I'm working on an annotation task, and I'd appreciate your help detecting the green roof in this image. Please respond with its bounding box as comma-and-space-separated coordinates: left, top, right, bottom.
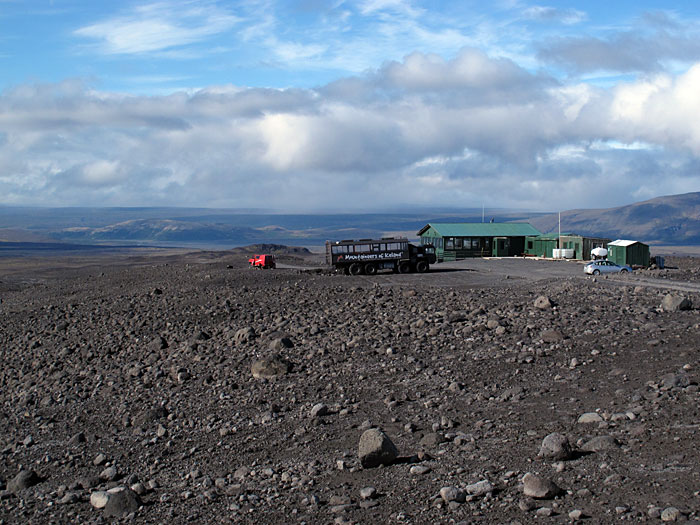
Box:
532, 232, 574, 240
418, 222, 541, 237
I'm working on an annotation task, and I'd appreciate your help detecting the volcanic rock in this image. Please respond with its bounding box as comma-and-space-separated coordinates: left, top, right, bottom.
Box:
522, 473, 562, 499
251, 356, 290, 379
7, 470, 40, 492
534, 295, 553, 309
103, 487, 142, 518
580, 435, 620, 452
358, 428, 398, 468
538, 433, 573, 461
661, 294, 692, 312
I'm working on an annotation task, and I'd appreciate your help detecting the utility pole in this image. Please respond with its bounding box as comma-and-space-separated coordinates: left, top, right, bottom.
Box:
558, 211, 561, 250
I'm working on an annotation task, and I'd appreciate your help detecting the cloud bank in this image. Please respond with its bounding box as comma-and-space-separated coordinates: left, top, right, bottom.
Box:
1, 48, 700, 211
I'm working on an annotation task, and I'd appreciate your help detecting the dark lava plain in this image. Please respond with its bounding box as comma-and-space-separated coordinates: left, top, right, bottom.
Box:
1, 251, 699, 524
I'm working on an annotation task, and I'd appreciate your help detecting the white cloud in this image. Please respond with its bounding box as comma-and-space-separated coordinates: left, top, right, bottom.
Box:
2, 51, 700, 210
74, 1, 240, 55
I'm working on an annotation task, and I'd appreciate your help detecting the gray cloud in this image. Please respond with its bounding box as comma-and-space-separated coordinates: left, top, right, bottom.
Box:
1, 48, 700, 211
537, 12, 700, 74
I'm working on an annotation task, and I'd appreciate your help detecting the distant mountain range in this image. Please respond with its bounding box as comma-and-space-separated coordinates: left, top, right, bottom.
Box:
528, 192, 700, 244
2, 192, 700, 249
0, 208, 535, 248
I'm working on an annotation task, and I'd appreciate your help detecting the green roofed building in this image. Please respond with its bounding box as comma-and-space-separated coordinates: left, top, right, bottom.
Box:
417, 223, 541, 261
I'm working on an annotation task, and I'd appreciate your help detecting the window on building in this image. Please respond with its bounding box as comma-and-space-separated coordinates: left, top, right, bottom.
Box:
446, 238, 454, 250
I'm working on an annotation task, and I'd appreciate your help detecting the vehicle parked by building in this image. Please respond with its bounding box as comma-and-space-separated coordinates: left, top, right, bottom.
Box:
583, 260, 632, 275
248, 254, 276, 269
326, 238, 436, 275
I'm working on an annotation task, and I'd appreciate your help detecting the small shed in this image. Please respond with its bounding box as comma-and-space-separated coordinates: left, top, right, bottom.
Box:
607, 240, 650, 267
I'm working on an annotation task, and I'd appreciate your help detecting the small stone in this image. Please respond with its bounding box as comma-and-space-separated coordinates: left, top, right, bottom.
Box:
359, 487, 377, 500
100, 466, 118, 481
580, 436, 620, 452
465, 480, 494, 497
661, 507, 681, 522
90, 491, 110, 509
131, 482, 147, 495
310, 403, 329, 418
541, 330, 564, 343
68, 432, 86, 445
534, 296, 553, 309
419, 432, 446, 447
569, 509, 583, 520
93, 453, 107, 466
522, 473, 562, 499
410, 465, 431, 475
59, 492, 80, 504
251, 356, 290, 379
233, 466, 249, 480
7, 470, 40, 492
358, 428, 398, 468
538, 433, 573, 461
577, 412, 603, 424
439, 486, 465, 503
519, 498, 537, 511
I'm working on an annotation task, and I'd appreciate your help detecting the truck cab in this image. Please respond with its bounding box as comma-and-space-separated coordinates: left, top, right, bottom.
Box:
248, 254, 276, 269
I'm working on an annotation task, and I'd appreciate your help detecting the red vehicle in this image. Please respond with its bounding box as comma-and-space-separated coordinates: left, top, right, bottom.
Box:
248, 254, 276, 269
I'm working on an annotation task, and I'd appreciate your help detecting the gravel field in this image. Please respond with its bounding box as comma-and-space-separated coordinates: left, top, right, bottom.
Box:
1, 251, 699, 524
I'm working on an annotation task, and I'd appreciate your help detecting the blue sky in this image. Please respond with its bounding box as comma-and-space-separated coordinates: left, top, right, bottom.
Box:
1, 1, 700, 211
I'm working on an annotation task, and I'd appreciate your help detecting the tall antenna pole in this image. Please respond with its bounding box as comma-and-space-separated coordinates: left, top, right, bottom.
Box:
558, 211, 561, 249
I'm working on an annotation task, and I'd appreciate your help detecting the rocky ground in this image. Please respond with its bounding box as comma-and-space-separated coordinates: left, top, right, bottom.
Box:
1, 250, 699, 524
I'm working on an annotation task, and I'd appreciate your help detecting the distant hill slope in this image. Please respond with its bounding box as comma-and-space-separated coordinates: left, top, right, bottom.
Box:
528, 192, 700, 244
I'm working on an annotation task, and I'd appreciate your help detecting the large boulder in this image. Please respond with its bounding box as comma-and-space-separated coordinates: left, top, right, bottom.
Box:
538, 432, 573, 461
7, 470, 40, 492
103, 487, 142, 518
534, 296, 553, 309
522, 473, 562, 499
251, 356, 290, 379
661, 294, 692, 312
358, 428, 398, 468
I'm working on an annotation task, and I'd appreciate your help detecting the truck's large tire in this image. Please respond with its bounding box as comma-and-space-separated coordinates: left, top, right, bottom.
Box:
398, 262, 411, 274
349, 263, 363, 276
364, 263, 377, 275
416, 260, 429, 273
